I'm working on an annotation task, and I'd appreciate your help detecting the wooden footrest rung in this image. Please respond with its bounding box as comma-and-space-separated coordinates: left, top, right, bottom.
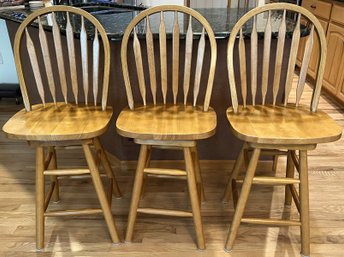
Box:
54, 145, 83, 150
45, 208, 103, 217
135, 139, 195, 147
44, 169, 90, 176
144, 168, 187, 177
260, 149, 288, 156
152, 145, 182, 150
137, 208, 193, 217
236, 176, 300, 185
56, 174, 109, 180
147, 174, 187, 180
241, 218, 301, 226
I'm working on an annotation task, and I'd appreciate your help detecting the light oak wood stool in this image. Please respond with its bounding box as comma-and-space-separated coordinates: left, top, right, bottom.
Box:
223, 3, 342, 256
2, 6, 121, 250
116, 5, 217, 250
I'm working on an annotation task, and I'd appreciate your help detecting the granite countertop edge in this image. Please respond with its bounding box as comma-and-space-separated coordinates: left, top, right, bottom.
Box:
0, 5, 307, 41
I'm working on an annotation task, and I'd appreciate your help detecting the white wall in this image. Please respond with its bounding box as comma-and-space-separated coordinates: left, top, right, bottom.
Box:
0, 19, 18, 83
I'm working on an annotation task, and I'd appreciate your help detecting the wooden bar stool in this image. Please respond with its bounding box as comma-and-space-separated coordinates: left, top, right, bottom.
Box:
223, 3, 342, 256
2, 6, 121, 249
116, 5, 217, 249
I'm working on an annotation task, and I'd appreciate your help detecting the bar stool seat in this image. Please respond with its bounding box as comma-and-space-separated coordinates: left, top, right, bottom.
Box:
227, 105, 341, 145
117, 104, 216, 140
3, 103, 113, 141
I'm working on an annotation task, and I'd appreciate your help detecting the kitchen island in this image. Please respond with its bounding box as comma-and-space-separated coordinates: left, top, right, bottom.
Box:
0, 4, 300, 160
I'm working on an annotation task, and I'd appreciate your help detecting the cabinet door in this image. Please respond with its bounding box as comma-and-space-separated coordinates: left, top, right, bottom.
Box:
323, 23, 344, 95
301, 0, 331, 20
296, 18, 328, 79
337, 77, 344, 102
296, 19, 306, 67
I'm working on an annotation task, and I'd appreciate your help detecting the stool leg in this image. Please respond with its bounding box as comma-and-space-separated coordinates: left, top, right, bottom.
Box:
243, 148, 250, 169
225, 148, 261, 251
184, 147, 205, 250
36, 146, 45, 250
272, 155, 279, 172
94, 137, 122, 199
299, 150, 310, 257
223, 144, 246, 203
125, 144, 149, 242
140, 145, 152, 200
83, 143, 120, 244
48, 147, 59, 203
285, 151, 295, 206
191, 146, 205, 203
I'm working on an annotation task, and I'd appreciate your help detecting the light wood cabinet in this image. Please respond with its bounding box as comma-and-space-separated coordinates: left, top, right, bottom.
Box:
331, 4, 344, 25
322, 3, 344, 104
323, 23, 344, 94
301, 0, 332, 19
297, 0, 344, 105
297, 18, 328, 79
296, 0, 330, 79
337, 77, 344, 102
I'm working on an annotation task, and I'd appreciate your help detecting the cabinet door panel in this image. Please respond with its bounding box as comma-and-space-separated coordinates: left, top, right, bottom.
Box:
337, 79, 344, 102
297, 18, 328, 79
331, 4, 344, 26
323, 23, 344, 94
308, 19, 328, 78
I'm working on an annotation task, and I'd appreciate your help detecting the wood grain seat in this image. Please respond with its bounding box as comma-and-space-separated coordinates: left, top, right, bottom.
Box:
222, 3, 342, 257
227, 105, 341, 145
116, 105, 216, 140
3, 103, 113, 141
1, 6, 122, 250
118, 5, 217, 250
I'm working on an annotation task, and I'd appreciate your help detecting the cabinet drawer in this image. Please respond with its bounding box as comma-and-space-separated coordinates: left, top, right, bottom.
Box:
302, 0, 332, 20
332, 4, 344, 25
301, 0, 314, 13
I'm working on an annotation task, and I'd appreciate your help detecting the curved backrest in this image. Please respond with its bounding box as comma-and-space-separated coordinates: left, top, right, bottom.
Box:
227, 3, 327, 113
121, 5, 217, 111
14, 6, 111, 111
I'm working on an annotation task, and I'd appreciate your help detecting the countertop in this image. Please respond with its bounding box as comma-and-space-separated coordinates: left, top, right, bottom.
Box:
0, 3, 304, 40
